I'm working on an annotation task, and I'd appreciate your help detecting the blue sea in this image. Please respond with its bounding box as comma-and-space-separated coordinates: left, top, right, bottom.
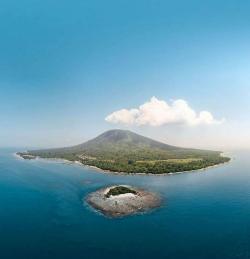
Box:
1, 148, 250, 259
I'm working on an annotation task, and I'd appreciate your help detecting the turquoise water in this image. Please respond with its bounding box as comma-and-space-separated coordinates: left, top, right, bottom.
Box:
1, 149, 250, 259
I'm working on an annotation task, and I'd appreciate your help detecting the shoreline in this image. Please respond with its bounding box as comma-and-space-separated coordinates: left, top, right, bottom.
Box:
14, 152, 231, 176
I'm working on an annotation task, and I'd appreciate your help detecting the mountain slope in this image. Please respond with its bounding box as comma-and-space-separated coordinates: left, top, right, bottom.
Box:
20, 129, 230, 174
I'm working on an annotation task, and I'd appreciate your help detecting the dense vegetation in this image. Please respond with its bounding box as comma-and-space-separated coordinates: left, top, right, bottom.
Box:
22, 129, 230, 174
105, 186, 137, 198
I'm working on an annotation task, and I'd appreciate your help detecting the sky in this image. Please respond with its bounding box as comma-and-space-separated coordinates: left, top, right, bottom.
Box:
1, 0, 250, 150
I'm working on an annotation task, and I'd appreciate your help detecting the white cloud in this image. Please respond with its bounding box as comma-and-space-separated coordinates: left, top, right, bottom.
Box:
105, 97, 224, 127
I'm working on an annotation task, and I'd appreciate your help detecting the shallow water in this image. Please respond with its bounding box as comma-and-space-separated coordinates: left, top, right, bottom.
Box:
1, 148, 250, 258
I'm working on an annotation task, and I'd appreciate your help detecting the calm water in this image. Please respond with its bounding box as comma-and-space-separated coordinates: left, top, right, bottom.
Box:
1, 149, 250, 259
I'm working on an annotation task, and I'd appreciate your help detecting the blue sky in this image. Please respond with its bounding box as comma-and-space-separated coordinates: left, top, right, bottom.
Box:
1, 0, 250, 149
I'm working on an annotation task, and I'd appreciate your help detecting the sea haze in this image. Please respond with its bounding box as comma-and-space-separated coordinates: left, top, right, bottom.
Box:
0, 148, 249, 259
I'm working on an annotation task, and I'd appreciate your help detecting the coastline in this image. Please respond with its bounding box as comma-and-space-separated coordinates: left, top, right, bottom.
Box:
13, 152, 24, 159
14, 152, 231, 176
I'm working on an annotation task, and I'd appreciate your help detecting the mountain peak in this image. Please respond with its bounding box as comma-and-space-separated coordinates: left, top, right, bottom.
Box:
96, 129, 139, 142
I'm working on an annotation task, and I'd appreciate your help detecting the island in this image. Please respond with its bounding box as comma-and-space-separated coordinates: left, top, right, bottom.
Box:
86, 185, 161, 218
17, 129, 230, 174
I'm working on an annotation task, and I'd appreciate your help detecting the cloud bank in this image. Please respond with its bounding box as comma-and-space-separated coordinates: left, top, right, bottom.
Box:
105, 97, 224, 127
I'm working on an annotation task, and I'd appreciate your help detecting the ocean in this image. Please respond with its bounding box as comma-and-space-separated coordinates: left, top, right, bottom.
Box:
1, 148, 250, 259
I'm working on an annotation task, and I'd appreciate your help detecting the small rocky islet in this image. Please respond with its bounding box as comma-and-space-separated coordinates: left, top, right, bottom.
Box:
86, 185, 161, 218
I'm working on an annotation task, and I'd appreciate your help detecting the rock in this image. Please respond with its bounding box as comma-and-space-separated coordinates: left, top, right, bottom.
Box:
85, 185, 161, 218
